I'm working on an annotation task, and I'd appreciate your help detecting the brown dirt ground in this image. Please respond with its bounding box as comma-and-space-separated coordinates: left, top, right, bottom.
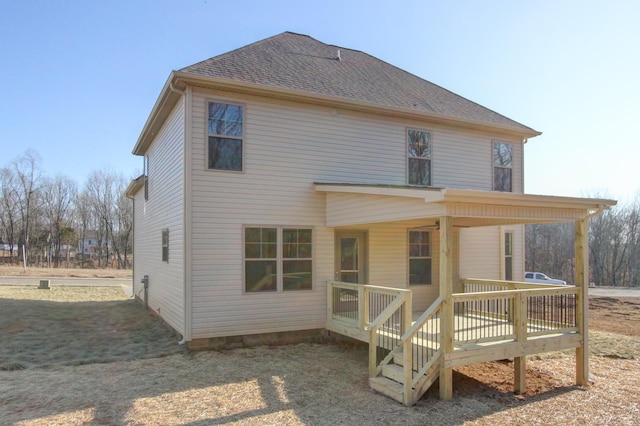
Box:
449, 295, 640, 397
589, 296, 640, 337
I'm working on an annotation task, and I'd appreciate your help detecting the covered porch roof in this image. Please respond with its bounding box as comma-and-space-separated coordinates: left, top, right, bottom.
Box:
314, 183, 617, 228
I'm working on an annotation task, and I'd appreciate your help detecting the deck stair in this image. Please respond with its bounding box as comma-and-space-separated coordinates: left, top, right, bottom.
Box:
327, 280, 583, 406
370, 348, 442, 404
368, 297, 444, 405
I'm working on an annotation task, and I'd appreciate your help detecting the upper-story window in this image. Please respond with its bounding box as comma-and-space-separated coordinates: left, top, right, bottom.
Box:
407, 129, 431, 186
208, 102, 243, 171
493, 142, 512, 192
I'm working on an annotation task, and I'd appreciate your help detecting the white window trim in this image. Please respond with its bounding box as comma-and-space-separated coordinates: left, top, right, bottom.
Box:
206, 99, 246, 173
407, 128, 433, 187
502, 230, 513, 281
161, 228, 169, 263
242, 225, 315, 294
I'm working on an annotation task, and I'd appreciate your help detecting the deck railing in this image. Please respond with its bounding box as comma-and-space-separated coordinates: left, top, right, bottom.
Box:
399, 296, 443, 405
326, 281, 411, 376
328, 279, 584, 406
454, 279, 578, 346
462, 277, 561, 292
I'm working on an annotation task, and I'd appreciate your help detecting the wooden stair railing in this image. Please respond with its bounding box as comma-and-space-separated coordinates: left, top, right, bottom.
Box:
369, 297, 443, 406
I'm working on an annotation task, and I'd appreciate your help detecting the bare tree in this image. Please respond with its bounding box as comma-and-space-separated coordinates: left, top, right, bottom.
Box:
527, 193, 640, 287
0, 149, 136, 271
41, 175, 78, 267
75, 190, 93, 267
12, 150, 42, 267
83, 169, 131, 269
525, 222, 574, 282
0, 168, 20, 261
114, 184, 133, 268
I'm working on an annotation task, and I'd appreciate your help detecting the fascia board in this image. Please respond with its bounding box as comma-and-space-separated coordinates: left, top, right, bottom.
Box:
441, 188, 617, 210
171, 71, 542, 139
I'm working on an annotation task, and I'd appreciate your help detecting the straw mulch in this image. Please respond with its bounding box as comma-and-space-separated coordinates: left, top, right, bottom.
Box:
1, 345, 638, 425
0, 286, 638, 425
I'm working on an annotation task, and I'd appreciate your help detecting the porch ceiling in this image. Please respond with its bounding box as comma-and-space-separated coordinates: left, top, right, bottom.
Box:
314, 183, 616, 228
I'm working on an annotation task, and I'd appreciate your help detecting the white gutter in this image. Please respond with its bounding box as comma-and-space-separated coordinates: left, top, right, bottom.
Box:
314, 183, 617, 211
170, 71, 542, 139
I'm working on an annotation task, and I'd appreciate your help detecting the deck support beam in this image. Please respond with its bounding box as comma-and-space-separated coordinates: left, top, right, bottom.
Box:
575, 218, 590, 386
514, 291, 528, 393
439, 215, 454, 400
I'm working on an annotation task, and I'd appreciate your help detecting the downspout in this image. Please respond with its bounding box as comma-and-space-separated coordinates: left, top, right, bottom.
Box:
169, 79, 191, 346
125, 191, 136, 300
183, 85, 193, 346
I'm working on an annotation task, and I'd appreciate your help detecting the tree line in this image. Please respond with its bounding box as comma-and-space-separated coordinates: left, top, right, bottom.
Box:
0, 149, 134, 269
526, 193, 640, 287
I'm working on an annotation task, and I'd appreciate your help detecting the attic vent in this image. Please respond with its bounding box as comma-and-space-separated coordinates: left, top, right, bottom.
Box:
337, 49, 341, 61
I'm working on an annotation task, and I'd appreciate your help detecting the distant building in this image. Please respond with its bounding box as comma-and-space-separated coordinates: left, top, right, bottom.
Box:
78, 231, 109, 259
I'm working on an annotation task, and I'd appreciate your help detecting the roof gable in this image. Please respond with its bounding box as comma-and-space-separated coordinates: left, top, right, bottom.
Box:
180, 32, 537, 135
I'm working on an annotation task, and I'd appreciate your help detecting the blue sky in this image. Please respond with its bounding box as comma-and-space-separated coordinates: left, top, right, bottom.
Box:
1, 0, 638, 201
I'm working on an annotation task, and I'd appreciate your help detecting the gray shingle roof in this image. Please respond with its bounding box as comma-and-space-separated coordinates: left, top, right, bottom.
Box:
180, 32, 537, 134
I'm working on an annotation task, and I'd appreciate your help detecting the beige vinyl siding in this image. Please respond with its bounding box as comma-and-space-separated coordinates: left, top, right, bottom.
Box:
432, 130, 491, 190
365, 223, 449, 311
132, 97, 185, 334
432, 132, 524, 192
188, 89, 524, 338
459, 227, 500, 280
458, 225, 525, 282
324, 192, 444, 227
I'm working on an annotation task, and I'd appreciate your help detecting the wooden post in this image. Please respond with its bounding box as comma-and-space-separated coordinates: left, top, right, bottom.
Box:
403, 290, 412, 335
439, 216, 454, 400
327, 281, 333, 324
358, 285, 366, 330
514, 292, 527, 393
575, 219, 590, 386
403, 291, 413, 406
369, 328, 377, 378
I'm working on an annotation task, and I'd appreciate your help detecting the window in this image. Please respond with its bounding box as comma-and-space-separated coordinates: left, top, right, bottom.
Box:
493, 142, 513, 192
504, 231, 513, 280
244, 227, 312, 292
245, 227, 277, 292
162, 228, 169, 262
408, 230, 432, 285
208, 102, 243, 171
407, 129, 431, 185
283, 229, 312, 290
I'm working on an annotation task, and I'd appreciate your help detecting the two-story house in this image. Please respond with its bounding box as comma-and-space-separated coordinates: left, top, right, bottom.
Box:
126, 32, 615, 404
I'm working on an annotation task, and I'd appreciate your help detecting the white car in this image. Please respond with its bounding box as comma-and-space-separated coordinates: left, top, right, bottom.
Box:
524, 272, 567, 285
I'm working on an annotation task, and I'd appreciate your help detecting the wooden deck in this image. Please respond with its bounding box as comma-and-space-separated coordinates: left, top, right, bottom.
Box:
326, 279, 584, 405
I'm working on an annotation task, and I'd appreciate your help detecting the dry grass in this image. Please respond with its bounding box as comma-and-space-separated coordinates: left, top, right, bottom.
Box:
1, 286, 638, 425
0, 286, 184, 370
0, 265, 132, 279
1, 345, 638, 425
